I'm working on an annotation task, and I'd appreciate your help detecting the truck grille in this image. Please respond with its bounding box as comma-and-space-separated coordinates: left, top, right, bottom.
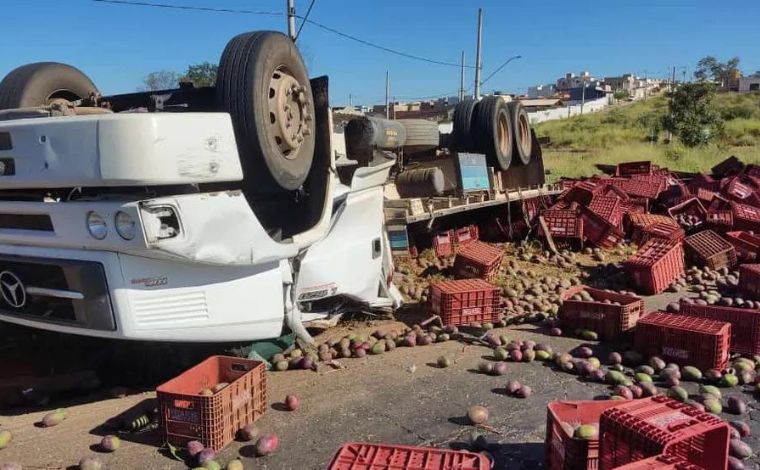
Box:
0, 255, 114, 330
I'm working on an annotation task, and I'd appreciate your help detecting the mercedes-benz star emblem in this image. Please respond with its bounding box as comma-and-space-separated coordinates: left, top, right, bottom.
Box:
0, 271, 26, 308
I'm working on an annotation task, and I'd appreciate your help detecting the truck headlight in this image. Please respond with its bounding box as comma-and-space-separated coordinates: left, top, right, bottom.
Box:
86, 211, 108, 240
115, 211, 136, 240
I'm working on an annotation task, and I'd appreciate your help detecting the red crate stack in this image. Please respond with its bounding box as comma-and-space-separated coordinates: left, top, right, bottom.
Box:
453, 240, 503, 281
616, 161, 654, 177
581, 208, 625, 248
157, 356, 267, 452
683, 230, 736, 270
546, 400, 622, 470
588, 195, 624, 228
327, 443, 490, 470
599, 396, 730, 470
638, 223, 685, 245
611, 454, 705, 470
433, 230, 454, 258
725, 231, 760, 261
739, 263, 760, 299
679, 299, 760, 356
429, 279, 498, 327
559, 286, 644, 340
731, 201, 760, 231
540, 209, 585, 248
624, 240, 684, 294
634, 312, 731, 371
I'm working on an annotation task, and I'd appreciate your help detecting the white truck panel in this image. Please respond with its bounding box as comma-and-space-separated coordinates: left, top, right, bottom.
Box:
0, 243, 284, 342
0, 113, 243, 188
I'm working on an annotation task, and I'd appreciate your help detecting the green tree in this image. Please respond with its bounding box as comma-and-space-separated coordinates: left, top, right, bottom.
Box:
694, 56, 742, 87
182, 62, 218, 87
662, 82, 724, 147
141, 70, 181, 91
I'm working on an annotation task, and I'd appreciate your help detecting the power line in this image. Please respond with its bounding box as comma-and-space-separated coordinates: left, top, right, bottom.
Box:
295, 0, 317, 41
91, 0, 474, 68
92, 0, 282, 15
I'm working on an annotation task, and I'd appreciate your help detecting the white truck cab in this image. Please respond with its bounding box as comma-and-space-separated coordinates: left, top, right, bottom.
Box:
0, 32, 401, 342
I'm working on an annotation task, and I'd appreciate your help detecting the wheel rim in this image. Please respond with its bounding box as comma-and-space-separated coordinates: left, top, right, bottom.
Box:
268, 65, 312, 161
496, 110, 511, 156
517, 111, 531, 156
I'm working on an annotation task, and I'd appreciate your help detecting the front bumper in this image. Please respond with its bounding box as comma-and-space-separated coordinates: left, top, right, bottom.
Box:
0, 244, 286, 342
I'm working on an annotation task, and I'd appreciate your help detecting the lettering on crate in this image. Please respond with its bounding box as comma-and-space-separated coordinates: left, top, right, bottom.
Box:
662, 346, 689, 360
461, 307, 483, 316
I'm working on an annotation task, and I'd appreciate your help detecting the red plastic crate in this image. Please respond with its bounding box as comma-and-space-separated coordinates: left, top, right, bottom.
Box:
327, 443, 490, 470
523, 196, 551, 222
724, 231, 760, 261
688, 174, 720, 194
711, 155, 744, 177
638, 223, 685, 245
611, 454, 704, 470
708, 194, 731, 213
739, 263, 760, 300
540, 210, 584, 248
705, 211, 733, 232
624, 240, 685, 294
546, 400, 622, 470
616, 161, 654, 177
626, 214, 678, 239
619, 200, 647, 217
597, 183, 631, 201
429, 278, 498, 327
731, 201, 760, 231
634, 312, 731, 371
620, 180, 662, 200
581, 208, 625, 249
157, 356, 267, 452
695, 187, 717, 204
453, 225, 479, 248
453, 240, 503, 281
559, 286, 644, 340
563, 180, 602, 206
683, 230, 736, 270
667, 198, 706, 226
745, 163, 760, 179
725, 177, 754, 201
588, 195, 624, 228
433, 230, 454, 258
678, 299, 760, 356
631, 174, 668, 193
600, 396, 730, 470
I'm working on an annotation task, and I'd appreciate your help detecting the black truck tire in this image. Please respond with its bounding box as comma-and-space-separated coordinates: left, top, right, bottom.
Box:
0, 62, 98, 110
508, 101, 532, 165
216, 31, 315, 192
397, 119, 439, 154
452, 99, 476, 152
472, 96, 513, 171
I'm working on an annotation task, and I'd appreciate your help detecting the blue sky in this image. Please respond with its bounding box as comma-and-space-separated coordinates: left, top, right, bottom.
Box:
2, 0, 759, 106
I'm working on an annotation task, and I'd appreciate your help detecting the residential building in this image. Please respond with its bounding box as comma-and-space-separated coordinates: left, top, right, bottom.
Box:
739, 72, 760, 92
527, 84, 557, 98
557, 71, 593, 91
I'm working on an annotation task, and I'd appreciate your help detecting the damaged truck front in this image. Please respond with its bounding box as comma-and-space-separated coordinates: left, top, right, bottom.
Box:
0, 31, 401, 342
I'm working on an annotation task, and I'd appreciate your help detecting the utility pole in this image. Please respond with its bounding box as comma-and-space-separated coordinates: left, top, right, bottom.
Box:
672, 66, 676, 89
385, 71, 390, 119
349, 93, 352, 108
459, 51, 466, 102
474, 8, 483, 99
644, 69, 649, 100
580, 77, 586, 115
287, 0, 296, 40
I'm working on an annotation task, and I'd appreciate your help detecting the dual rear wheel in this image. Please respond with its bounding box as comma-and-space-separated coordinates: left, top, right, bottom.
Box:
452, 96, 532, 171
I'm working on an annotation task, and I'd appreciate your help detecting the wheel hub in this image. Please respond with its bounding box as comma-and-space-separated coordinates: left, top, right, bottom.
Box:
269, 67, 312, 160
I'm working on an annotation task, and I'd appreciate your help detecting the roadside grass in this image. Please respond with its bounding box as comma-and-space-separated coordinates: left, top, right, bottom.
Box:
536, 91, 760, 180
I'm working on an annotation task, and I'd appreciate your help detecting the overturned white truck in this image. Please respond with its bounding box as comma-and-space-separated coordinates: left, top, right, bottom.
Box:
0, 31, 402, 342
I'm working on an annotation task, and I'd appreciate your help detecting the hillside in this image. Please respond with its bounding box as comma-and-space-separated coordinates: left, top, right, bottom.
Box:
535, 92, 760, 180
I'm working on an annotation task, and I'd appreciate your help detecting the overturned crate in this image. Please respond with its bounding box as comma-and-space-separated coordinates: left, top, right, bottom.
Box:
683, 230, 736, 270
739, 263, 760, 300
624, 239, 684, 295
599, 396, 730, 470
581, 207, 624, 249
539, 209, 584, 250
559, 286, 644, 340
679, 298, 760, 356
453, 240, 503, 281
637, 222, 685, 245
429, 279, 499, 327
328, 442, 490, 470
634, 312, 731, 371
725, 231, 760, 261
730, 201, 760, 232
